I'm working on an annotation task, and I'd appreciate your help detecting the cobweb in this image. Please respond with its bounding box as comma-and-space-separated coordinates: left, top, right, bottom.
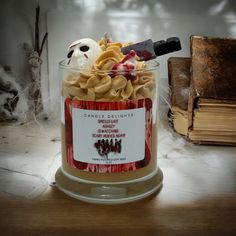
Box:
0, 63, 59, 131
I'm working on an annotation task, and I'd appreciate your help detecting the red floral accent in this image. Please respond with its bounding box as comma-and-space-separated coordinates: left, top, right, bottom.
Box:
111, 50, 137, 81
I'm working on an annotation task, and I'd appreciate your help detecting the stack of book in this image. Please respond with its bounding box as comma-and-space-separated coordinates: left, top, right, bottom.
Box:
168, 36, 236, 145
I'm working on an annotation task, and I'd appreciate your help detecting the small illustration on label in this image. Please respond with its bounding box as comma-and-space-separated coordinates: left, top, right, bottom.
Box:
94, 139, 122, 158
64, 98, 153, 173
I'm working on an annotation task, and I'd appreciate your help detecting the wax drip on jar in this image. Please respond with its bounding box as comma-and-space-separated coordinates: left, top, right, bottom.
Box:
111, 50, 137, 81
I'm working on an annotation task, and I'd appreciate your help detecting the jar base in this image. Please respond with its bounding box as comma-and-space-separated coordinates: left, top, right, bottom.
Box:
55, 168, 163, 204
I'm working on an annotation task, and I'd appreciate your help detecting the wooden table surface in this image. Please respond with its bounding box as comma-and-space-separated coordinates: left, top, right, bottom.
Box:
0, 185, 236, 236
1, 124, 236, 235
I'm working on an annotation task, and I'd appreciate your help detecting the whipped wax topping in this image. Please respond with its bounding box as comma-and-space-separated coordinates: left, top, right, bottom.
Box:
64, 35, 156, 101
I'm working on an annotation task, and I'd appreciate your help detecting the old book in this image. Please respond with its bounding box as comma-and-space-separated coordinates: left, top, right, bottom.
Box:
188, 98, 236, 144
168, 57, 191, 135
188, 36, 236, 125
168, 36, 236, 145
188, 36, 236, 144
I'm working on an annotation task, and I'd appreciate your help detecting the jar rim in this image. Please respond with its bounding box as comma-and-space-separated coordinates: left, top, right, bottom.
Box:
59, 59, 159, 73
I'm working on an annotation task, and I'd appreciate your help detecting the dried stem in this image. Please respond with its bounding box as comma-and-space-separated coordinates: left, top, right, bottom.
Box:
25, 2, 48, 116
35, 4, 40, 53
39, 32, 48, 57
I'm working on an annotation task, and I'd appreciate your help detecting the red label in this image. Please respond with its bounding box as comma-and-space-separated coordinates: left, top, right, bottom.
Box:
64, 98, 153, 173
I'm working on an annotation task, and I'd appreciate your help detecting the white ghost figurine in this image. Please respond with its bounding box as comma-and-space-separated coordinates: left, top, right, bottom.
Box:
67, 38, 102, 71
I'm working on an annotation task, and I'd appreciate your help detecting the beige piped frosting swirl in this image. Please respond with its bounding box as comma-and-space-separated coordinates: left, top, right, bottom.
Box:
63, 36, 156, 101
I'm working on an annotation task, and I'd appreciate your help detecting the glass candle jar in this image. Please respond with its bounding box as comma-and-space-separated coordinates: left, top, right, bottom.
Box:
55, 60, 163, 204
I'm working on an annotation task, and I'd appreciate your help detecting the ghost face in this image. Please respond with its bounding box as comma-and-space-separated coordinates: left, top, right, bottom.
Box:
67, 38, 102, 71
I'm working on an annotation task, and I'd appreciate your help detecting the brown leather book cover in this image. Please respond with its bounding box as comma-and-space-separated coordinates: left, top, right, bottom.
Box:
168, 57, 191, 111
188, 35, 236, 128
168, 57, 191, 136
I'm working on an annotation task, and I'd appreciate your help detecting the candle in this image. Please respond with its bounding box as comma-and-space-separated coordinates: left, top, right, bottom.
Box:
56, 36, 163, 204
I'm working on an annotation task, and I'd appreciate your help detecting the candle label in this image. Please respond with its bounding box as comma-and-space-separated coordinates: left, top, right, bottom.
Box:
64, 98, 152, 173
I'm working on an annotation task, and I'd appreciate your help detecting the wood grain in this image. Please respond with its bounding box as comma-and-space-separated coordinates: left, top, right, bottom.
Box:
0, 187, 236, 236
